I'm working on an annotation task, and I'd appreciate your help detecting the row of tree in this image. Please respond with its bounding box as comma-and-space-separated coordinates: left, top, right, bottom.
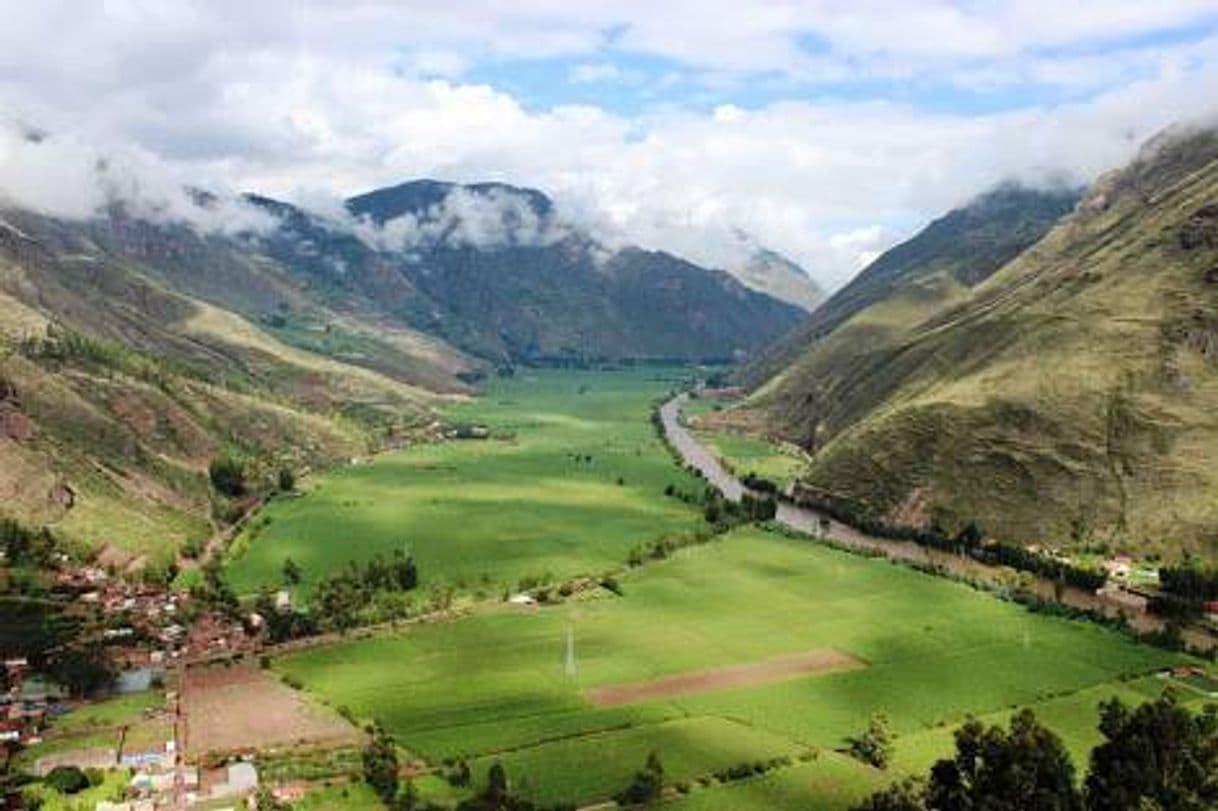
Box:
1156, 562, 1218, 620
853, 695, 1218, 811
793, 490, 1108, 592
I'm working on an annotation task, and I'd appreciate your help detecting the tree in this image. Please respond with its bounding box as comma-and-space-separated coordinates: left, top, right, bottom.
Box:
44, 765, 90, 795
854, 709, 1080, 811
1084, 695, 1218, 811
926, 710, 1080, 811
393, 548, 418, 591
208, 453, 247, 497
615, 751, 664, 806
47, 643, 115, 697
282, 557, 302, 586
394, 779, 419, 811
850, 713, 895, 769
362, 724, 399, 804
486, 762, 510, 805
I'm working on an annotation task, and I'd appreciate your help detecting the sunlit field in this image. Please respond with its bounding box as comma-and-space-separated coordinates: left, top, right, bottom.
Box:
277, 526, 1185, 808
226, 368, 706, 597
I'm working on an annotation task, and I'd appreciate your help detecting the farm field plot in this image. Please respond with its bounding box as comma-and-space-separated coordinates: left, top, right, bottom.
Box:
182, 662, 361, 757
225, 368, 705, 597
277, 527, 1185, 808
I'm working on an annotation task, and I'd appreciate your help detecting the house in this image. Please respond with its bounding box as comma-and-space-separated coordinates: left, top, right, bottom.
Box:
508, 593, 537, 606
1204, 601, 1218, 622
209, 761, 259, 798
699, 386, 745, 400
274, 590, 292, 613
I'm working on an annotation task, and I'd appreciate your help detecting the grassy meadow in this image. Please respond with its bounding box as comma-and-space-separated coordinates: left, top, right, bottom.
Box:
683, 396, 806, 489
225, 368, 706, 597
276, 526, 1190, 809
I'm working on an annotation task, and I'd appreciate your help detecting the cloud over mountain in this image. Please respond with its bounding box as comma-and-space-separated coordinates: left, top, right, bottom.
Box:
0, 3, 1217, 287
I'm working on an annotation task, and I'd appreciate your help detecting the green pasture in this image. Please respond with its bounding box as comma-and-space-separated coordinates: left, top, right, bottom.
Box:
51, 690, 163, 736
662, 753, 887, 811
693, 429, 806, 488
276, 527, 1185, 808
225, 368, 704, 597
467, 716, 806, 807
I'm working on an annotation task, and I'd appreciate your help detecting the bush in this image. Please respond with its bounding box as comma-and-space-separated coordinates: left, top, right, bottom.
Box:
44, 765, 90, 795
848, 713, 894, 769
208, 453, 247, 497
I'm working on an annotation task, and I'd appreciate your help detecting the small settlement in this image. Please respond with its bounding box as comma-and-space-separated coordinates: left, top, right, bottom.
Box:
2, 555, 266, 810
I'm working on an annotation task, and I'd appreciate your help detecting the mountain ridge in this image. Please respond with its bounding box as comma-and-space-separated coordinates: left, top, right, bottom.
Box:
744, 130, 1218, 558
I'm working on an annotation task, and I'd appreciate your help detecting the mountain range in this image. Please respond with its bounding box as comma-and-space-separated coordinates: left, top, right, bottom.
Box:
743, 127, 1218, 559
0, 174, 804, 563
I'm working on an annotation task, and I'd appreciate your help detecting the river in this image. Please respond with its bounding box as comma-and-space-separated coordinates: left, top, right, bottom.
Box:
660, 393, 1216, 652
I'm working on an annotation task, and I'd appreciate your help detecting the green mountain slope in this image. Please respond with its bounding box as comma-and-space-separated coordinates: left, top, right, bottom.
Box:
0, 207, 461, 566
747, 130, 1218, 558
743, 183, 1079, 388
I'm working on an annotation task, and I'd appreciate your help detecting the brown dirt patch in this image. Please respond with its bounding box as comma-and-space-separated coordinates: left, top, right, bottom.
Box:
585, 648, 865, 707
182, 662, 362, 758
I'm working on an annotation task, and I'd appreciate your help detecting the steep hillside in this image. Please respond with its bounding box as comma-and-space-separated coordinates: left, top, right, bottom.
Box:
748, 130, 1218, 558
0, 208, 457, 566
743, 184, 1079, 387
728, 249, 825, 312
254, 179, 805, 364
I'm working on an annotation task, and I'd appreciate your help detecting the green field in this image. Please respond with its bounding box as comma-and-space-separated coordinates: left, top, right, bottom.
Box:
277, 526, 1186, 809
225, 368, 705, 596
682, 395, 806, 489
694, 429, 806, 489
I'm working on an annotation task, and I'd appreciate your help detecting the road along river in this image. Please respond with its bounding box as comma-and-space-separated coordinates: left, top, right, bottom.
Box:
659, 393, 1216, 652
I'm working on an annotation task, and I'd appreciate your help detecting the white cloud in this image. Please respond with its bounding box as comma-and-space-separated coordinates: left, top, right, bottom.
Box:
0, 3, 1216, 289
351, 186, 572, 253
0, 125, 274, 234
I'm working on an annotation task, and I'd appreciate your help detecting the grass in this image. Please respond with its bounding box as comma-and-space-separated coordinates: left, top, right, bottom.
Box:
466, 717, 805, 807
661, 753, 886, 811
50, 690, 163, 736
693, 429, 806, 489
11, 731, 118, 771
277, 526, 1186, 808
20, 768, 131, 811
225, 368, 704, 597
295, 781, 385, 810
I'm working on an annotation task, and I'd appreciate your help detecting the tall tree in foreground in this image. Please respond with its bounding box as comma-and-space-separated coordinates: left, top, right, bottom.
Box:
1084, 694, 1218, 811
852, 709, 1079, 811
927, 709, 1080, 811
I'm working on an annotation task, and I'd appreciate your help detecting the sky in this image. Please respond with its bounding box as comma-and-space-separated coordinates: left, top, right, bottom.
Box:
2, 2, 1218, 289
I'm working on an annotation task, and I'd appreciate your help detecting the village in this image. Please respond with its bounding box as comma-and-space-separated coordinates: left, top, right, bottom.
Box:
0, 555, 304, 811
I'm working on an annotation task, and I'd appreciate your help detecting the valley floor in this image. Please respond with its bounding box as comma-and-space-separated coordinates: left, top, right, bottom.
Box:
276, 526, 1194, 809
204, 368, 1214, 809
